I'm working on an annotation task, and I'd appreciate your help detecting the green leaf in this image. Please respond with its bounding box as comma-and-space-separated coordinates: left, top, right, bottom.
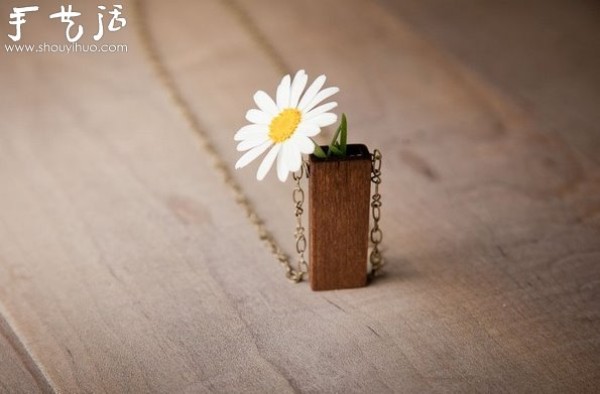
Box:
327, 113, 348, 157
339, 114, 347, 155
312, 140, 327, 158
327, 120, 343, 157
329, 144, 344, 156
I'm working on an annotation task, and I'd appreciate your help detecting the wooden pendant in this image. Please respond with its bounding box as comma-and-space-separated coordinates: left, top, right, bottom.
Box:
308, 144, 371, 291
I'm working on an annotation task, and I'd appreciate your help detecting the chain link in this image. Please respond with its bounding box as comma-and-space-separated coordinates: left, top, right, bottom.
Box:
369, 149, 384, 276
289, 163, 308, 282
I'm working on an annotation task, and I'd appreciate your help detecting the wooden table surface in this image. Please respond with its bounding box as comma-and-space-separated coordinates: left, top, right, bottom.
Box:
1, 0, 599, 392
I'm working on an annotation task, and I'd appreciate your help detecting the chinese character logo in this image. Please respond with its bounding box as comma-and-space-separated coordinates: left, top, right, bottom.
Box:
49, 5, 83, 43
8, 4, 127, 43
94, 5, 126, 41
8, 6, 39, 42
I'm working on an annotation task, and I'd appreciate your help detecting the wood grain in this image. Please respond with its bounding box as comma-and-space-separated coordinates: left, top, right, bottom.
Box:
309, 145, 371, 290
0, 0, 599, 392
379, 0, 600, 166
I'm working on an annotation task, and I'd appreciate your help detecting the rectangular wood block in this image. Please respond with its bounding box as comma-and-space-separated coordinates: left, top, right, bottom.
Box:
309, 144, 371, 291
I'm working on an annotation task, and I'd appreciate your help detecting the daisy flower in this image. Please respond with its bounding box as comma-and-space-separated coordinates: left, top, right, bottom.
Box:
234, 70, 339, 182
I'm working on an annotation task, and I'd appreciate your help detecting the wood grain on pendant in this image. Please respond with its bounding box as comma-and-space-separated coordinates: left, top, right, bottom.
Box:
309, 144, 372, 291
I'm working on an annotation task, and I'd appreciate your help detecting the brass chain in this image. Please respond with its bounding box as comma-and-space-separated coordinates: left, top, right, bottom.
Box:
132, 1, 303, 282
290, 163, 308, 282
369, 150, 384, 276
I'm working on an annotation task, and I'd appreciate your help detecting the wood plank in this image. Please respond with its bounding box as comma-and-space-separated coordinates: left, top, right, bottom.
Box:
0, 1, 301, 392
150, 0, 600, 391
0, 0, 598, 392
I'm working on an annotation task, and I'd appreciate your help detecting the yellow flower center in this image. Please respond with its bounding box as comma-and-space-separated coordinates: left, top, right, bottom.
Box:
269, 108, 301, 143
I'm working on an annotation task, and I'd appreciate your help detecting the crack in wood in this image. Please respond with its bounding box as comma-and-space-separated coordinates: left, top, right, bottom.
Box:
0, 311, 56, 394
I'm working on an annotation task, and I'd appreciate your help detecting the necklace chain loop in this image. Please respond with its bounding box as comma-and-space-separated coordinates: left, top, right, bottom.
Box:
135, 0, 383, 284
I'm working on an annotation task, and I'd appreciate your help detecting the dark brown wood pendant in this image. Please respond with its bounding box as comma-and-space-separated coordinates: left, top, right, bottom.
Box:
308, 144, 371, 291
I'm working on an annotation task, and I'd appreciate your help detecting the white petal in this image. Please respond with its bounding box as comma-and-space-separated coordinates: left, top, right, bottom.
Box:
310, 113, 337, 128
296, 122, 321, 137
235, 141, 272, 169
237, 136, 269, 152
246, 109, 271, 124
234, 124, 268, 141
256, 144, 281, 180
283, 141, 302, 172
233, 124, 269, 141
297, 75, 326, 111
291, 134, 315, 154
276, 74, 291, 109
301, 87, 339, 112
276, 147, 289, 182
304, 102, 338, 120
289, 70, 308, 108
253, 90, 279, 116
